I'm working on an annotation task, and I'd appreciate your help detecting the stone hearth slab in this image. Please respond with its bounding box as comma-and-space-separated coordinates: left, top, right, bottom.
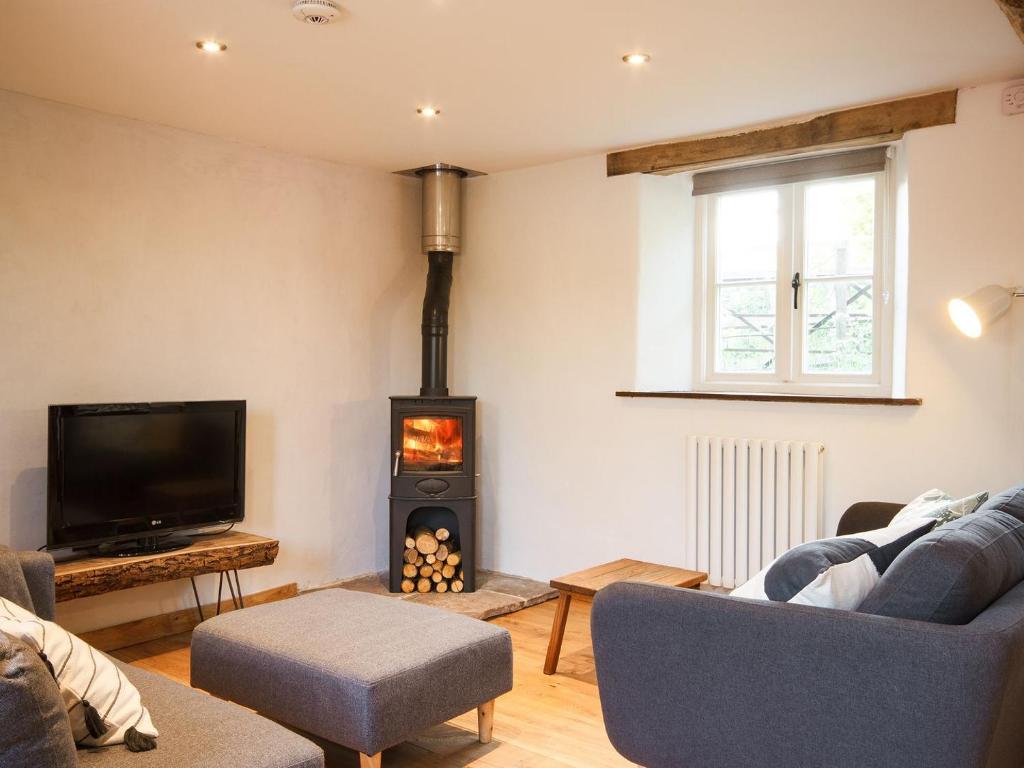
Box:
317, 570, 557, 621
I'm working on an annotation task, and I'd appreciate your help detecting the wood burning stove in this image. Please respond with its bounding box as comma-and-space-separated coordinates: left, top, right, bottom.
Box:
388, 163, 483, 594
389, 396, 476, 593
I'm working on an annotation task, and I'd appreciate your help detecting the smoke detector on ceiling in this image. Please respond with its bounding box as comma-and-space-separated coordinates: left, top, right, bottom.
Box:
292, 0, 342, 25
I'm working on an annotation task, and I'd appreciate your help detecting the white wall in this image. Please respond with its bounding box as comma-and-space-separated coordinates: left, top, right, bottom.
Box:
460, 81, 1024, 582
0, 90, 423, 632
2, 80, 1021, 630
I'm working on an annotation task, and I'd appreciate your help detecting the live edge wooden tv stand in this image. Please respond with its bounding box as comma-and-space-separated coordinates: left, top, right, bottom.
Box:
53, 530, 279, 622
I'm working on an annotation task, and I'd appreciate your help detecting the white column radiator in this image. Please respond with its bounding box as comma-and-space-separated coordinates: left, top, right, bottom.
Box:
685, 437, 825, 589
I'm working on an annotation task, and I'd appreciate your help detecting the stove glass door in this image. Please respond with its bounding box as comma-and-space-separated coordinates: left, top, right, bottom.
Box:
402, 416, 464, 472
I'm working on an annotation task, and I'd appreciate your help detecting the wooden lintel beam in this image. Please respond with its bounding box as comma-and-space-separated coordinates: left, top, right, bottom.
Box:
606, 90, 958, 177
996, 0, 1024, 44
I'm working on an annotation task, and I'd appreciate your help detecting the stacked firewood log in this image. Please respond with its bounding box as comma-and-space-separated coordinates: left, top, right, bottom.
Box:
400, 527, 465, 594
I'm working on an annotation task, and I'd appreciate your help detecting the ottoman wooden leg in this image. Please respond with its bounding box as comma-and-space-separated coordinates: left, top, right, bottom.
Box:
359, 753, 381, 768
543, 591, 572, 675
478, 699, 495, 744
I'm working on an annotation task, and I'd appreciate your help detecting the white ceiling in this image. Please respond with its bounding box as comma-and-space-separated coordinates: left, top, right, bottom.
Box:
1, 1, 1021, 173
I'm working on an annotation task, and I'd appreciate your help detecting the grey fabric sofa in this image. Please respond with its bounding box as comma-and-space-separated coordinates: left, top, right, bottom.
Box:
0, 548, 325, 768
592, 502, 1024, 768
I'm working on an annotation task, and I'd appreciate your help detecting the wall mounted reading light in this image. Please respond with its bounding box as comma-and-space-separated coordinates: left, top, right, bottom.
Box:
948, 284, 1024, 337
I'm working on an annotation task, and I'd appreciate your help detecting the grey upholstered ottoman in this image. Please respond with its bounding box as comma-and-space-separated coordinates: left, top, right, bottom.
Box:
190, 589, 513, 768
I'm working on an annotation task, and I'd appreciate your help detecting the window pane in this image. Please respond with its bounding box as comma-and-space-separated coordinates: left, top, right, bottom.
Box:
803, 280, 873, 374
804, 177, 875, 278
717, 284, 775, 373
715, 189, 778, 282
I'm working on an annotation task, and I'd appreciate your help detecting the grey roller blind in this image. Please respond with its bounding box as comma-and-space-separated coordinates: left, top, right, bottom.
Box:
691, 146, 888, 196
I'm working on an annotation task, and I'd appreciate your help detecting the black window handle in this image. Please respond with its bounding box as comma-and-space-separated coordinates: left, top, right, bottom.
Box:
791, 272, 802, 310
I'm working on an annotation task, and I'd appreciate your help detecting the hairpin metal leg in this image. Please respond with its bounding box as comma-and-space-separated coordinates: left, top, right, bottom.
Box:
215, 571, 225, 616
232, 570, 245, 608
190, 577, 205, 624
225, 569, 239, 610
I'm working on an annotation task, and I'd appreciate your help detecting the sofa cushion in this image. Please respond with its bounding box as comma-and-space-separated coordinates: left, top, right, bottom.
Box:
889, 488, 988, 528
77, 660, 324, 768
0, 596, 158, 750
0, 545, 35, 614
0, 630, 78, 768
731, 519, 934, 610
975, 483, 1024, 522
766, 521, 934, 607
858, 510, 1024, 624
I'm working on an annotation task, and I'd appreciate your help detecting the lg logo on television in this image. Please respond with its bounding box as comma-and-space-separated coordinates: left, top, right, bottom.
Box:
151, 520, 161, 526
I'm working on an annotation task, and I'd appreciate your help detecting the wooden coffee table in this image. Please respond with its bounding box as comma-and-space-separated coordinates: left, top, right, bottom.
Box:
543, 558, 707, 675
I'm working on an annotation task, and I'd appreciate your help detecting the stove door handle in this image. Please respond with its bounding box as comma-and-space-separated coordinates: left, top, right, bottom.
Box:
393, 450, 402, 477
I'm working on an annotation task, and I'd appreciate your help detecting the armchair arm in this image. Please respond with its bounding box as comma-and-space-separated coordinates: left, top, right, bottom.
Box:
16, 551, 56, 621
835, 501, 903, 535
592, 581, 1024, 768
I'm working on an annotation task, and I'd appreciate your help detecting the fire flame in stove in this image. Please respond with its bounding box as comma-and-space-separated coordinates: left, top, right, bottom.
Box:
402, 417, 463, 472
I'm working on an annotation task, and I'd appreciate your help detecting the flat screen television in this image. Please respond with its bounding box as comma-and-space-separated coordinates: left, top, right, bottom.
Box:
47, 400, 245, 555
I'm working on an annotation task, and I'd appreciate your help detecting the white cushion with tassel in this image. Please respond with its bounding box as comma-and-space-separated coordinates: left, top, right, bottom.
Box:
0, 596, 158, 751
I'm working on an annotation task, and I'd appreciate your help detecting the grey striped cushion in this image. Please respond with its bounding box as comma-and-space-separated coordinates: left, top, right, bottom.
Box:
0, 596, 158, 748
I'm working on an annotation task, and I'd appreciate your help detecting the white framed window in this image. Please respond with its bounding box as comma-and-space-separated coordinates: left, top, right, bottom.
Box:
694, 147, 896, 396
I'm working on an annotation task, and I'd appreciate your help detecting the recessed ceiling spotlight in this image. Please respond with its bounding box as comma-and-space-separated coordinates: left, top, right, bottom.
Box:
622, 52, 651, 65
417, 107, 440, 118
196, 40, 227, 53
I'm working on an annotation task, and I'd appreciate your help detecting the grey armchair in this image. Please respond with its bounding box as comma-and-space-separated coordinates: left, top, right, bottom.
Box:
591, 503, 1024, 768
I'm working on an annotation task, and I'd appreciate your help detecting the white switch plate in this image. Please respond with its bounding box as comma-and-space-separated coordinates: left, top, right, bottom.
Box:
1002, 80, 1024, 115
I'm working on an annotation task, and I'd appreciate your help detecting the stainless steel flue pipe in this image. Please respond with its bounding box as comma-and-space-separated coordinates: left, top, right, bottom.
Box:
395, 163, 484, 254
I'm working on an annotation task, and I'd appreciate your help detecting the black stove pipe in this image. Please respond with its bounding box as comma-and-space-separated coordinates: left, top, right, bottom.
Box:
421, 251, 453, 396
395, 163, 479, 398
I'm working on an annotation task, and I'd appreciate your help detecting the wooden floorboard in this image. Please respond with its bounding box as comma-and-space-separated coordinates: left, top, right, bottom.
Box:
111, 598, 636, 767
